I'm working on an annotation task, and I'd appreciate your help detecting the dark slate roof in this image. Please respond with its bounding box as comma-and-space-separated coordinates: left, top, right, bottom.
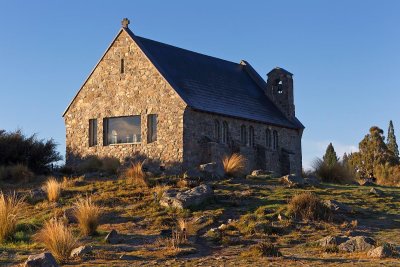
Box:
128, 29, 303, 129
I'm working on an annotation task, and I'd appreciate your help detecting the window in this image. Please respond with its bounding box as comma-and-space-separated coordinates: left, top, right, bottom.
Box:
240, 125, 247, 146
89, 119, 97, 147
147, 114, 157, 143
249, 126, 255, 147
222, 121, 228, 144
120, 58, 124, 74
103, 115, 141, 145
266, 129, 272, 148
273, 130, 278, 150
214, 120, 220, 141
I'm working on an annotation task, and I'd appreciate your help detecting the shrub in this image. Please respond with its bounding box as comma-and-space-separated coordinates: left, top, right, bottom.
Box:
45, 177, 61, 202
100, 157, 120, 174
242, 241, 282, 257
222, 153, 246, 177
312, 158, 355, 184
124, 161, 148, 187
374, 163, 400, 186
0, 129, 61, 173
0, 164, 34, 182
73, 196, 101, 236
78, 156, 102, 173
0, 192, 25, 242
35, 218, 78, 263
287, 192, 331, 221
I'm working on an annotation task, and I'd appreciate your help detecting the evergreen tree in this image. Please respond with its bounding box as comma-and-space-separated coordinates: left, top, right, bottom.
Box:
323, 143, 339, 167
342, 152, 349, 166
387, 120, 399, 160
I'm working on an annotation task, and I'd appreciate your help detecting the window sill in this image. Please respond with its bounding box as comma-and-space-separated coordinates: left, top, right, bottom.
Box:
107, 142, 141, 146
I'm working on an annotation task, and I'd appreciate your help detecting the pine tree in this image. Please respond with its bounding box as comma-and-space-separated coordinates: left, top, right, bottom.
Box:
342, 152, 349, 166
387, 120, 399, 160
323, 143, 339, 167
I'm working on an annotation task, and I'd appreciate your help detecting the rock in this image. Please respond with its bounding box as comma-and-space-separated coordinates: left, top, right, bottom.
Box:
28, 188, 46, 202
251, 169, 268, 176
218, 224, 227, 230
369, 187, 383, 197
338, 236, 376, 252
70, 245, 92, 258
199, 162, 224, 178
280, 174, 305, 187
367, 244, 393, 258
24, 252, 59, 267
277, 213, 287, 221
160, 184, 213, 209
105, 229, 122, 244
119, 254, 140, 261
304, 176, 320, 186
323, 200, 352, 213
318, 235, 349, 247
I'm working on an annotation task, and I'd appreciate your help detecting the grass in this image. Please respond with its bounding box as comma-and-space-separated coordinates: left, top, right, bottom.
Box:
35, 218, 78, 263
124, 161, 148, 187
287, 192, 331, 221
73, 196, 101, 236
222, 153, 246, 177
0, 192, 25, 242
45, 177, 61, 202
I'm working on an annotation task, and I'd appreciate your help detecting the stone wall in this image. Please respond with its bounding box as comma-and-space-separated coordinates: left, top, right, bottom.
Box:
183, 108, 303, 175
64, 30, 187, 170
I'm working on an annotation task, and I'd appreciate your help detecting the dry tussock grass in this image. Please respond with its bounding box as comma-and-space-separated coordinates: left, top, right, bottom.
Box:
287, 192, 331, 221
124, 161, 148, 187
45, 177, 61, 202
35, 218, 78, 263
73, 196, 101, 236
222, 153, 246, 177
0, 192, 25, 242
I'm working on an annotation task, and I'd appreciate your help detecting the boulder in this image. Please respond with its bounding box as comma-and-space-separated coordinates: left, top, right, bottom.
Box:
24, 252, 59, 267
105, 229, 122, 244
70, 245, 92, 258
160, 184, 213, 209
323, 200, 352, 213
199, 162, 224, 178
369, 187, 383, 197
318, 235, 349, 247
367, 244, 393, 258
338, 236, 376, 252
280, 174, 305, 187
251, 170, 268, 176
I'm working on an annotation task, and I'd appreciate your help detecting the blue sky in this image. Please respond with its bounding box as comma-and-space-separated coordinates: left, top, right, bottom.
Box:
1, 1, 399, 169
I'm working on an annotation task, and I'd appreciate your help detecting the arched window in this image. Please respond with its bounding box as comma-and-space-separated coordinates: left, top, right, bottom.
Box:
273, 130, 278, 150
214, 120, 220, 142
266, 129, 272, 148
249, 126, 255, 147
222, 121, 228, 144
240, 125, 247, 146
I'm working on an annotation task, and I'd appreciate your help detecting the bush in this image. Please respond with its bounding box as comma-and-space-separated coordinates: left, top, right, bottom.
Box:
100, 157, 120, 174
242, 241, 282, 257
124, 161, 148, 187
35, 218, 78, 263
313, 158, 355, 184
0, 192, 25, 242
0, 129, 61, 173
76, 156, 120, 174
73, 196, 101, 236
287, 192, 331, 221
374, 163, 400, 186
45, 177, 61, 202
222, 153, 246, 177
0, 164, 34, 183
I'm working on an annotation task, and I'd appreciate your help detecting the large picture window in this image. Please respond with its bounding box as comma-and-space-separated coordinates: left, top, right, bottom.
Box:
103, 116, 141, 145
147, 114, 157, 143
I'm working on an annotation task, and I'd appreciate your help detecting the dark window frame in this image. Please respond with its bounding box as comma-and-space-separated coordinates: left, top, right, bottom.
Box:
103, 115, 141, 146
89, 119, 97, 147
240, 125, 247, 146
147, 114, 157, 143
249, 126, 255, 147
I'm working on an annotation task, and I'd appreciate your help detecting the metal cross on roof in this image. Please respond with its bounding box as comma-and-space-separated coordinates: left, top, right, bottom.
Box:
121, 18, 130, 28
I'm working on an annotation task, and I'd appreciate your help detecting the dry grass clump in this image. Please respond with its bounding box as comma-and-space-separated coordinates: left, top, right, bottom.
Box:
35, 218, 78, 263
73, 196, 101, 236
45, 177, 62, 202
287, 192, 331, 221
222, 153, 246, 177
124, 161, 148, 187
241, 241, 282, 257
0, 192, 25, 242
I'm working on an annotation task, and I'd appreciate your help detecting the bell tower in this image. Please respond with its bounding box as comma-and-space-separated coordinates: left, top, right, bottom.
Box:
266, 67, 295, 120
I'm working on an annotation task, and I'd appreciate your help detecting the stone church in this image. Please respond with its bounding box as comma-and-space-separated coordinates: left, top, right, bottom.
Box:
63, 18, 304, 175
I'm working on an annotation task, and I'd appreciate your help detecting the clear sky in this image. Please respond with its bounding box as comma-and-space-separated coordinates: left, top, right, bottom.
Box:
1, 1, 399, 169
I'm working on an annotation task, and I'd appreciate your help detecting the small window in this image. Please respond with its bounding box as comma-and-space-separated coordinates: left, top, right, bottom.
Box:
266, 129, 272, 148
249, 126, 255, 147
214, 120, 220, 142
147, 114, 157, 143
103, 115, 141, 145
240, 125, 247, 146
89, 119, 97, 147
222, 121, 229, 144
120, 58, 124, 74
273, 130, 278, 150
